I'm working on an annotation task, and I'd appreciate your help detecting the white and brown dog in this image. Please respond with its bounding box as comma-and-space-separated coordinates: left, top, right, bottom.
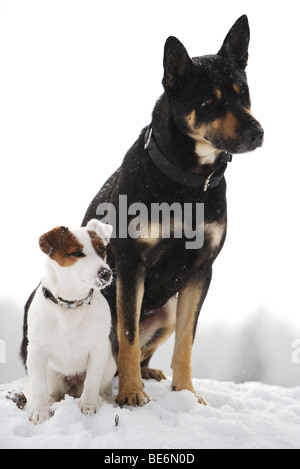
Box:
22, 219, 116, 424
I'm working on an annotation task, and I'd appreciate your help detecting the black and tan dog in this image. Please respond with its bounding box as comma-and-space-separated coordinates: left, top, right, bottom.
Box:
82, 15, 264, 406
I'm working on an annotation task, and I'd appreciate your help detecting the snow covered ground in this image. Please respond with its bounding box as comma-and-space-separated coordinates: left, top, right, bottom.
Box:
1, 375, 300, 449
1, 302, 300, 449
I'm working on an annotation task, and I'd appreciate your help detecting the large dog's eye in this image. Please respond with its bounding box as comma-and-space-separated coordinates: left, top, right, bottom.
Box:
70, 251, 86, 258
239, 86, 250, 107
201, 97, 214, 108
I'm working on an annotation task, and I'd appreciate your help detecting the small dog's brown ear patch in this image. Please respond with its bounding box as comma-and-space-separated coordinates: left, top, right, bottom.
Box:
39, 226, 69, 256
39, 227, 84, 266
88, 230, 106, 259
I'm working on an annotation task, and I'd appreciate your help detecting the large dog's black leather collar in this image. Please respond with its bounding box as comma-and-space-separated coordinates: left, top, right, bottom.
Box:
144, 125, 232, 191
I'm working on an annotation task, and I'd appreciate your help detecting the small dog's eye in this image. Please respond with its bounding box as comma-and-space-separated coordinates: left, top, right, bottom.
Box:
98, 247, 106, 256
71, 251, 85, 258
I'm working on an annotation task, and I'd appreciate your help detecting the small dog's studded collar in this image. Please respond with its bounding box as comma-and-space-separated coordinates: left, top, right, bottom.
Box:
144, 125, 232, 191
42, 286, 94, 309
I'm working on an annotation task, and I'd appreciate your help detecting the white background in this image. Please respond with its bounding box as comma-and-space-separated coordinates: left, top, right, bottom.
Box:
0, 0, 299, 384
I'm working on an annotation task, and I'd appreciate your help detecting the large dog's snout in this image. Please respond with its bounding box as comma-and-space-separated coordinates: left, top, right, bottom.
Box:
242, 124, 264, 150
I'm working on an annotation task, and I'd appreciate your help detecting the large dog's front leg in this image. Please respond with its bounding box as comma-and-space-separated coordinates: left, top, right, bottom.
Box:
116, 271, 150, 406
171, 273, 212, 404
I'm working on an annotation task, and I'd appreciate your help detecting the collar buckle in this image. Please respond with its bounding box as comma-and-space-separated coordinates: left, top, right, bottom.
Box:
144, 127, 153, 150
203, 173, 214, 192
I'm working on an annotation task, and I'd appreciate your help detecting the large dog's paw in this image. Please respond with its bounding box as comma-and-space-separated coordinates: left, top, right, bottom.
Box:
116, 389, 151, 407
195, 394, 208, 405
172, 383, 208, 405
141, 367, 166, 381
29, 406, 50, 425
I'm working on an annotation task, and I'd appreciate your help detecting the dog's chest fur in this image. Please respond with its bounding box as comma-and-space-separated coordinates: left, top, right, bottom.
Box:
28, 286, 111, 376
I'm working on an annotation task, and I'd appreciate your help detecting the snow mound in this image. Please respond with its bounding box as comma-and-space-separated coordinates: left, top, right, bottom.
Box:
1, 377, 300, 449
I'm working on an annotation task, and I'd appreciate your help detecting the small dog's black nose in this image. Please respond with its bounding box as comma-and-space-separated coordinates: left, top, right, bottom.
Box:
243, 126, 264, 149
98, 268, 112, 283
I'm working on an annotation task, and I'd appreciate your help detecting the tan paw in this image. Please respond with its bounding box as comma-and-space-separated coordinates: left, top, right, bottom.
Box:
116, 389, 151, 406
141, 367, 167, 381
195, 394, 208, 405
172, 383, 208, 405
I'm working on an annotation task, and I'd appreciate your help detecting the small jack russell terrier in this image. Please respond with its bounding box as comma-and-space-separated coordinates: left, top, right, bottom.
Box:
24, 219, 116, 424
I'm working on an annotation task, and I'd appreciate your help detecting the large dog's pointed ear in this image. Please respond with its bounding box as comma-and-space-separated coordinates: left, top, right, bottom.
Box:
218, 15, 250, 70
39, 226, 69, 256
163, 36, 193, 97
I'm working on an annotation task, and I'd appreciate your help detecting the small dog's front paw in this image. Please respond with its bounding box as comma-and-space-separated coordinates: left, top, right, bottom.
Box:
79, 400, 100, 416
29, 407, 50, 425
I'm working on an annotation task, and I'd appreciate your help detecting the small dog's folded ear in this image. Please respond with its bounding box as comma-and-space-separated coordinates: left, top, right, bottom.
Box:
163, 36, 193, 97
218, 15, 250, 70
86, 219, 113, 246
39, 226, 69, 256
